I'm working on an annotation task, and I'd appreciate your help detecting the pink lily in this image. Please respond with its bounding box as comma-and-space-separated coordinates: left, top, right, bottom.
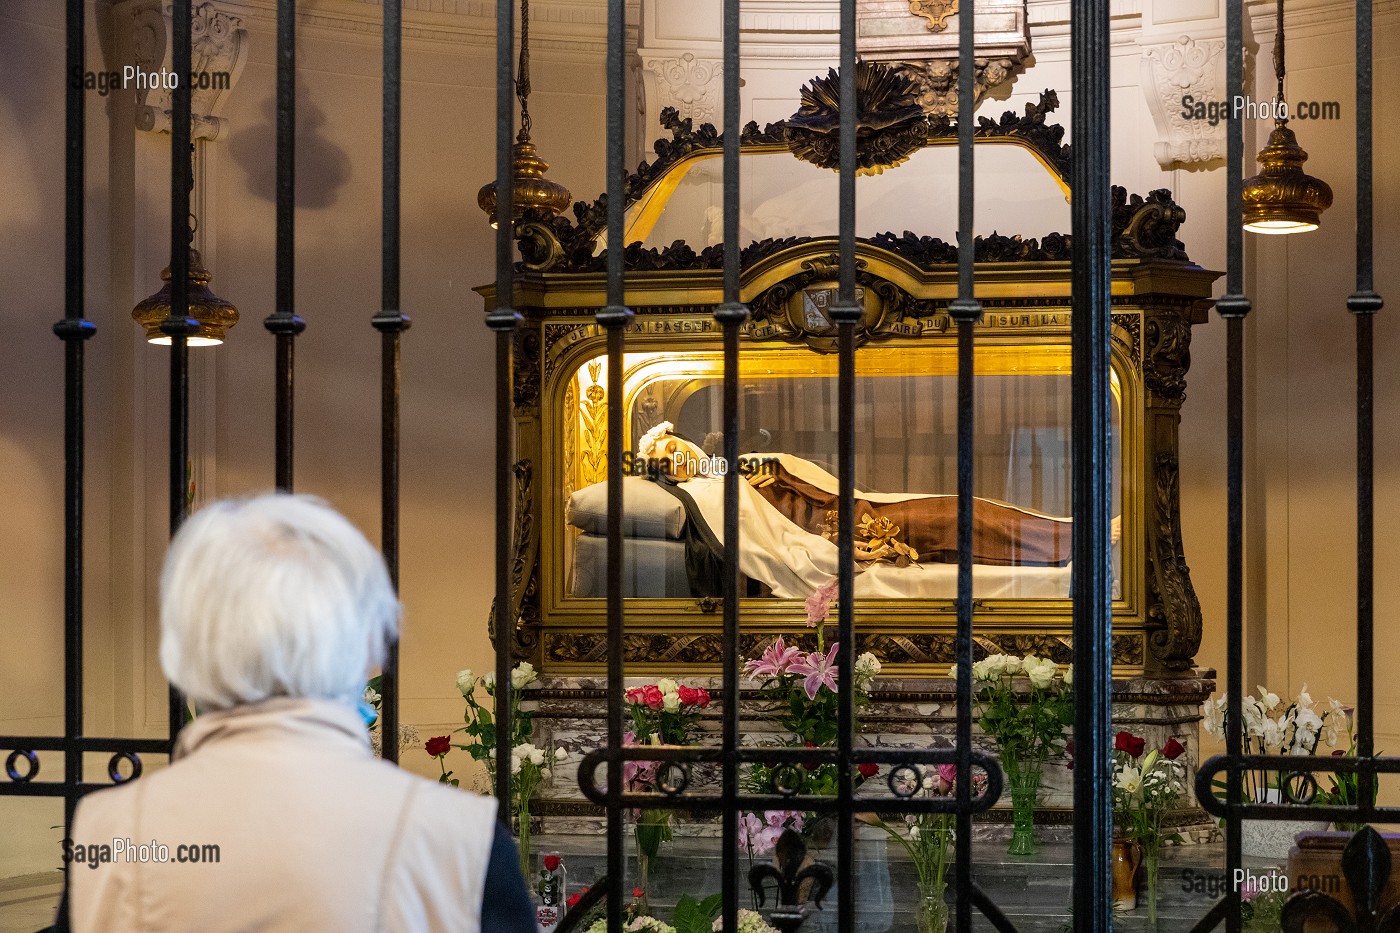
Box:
790, 643, 840, 700
743, 636, 804, 681
805, 577, 839, 628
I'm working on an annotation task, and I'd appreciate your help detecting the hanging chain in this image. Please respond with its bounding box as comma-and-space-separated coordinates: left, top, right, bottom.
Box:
516, 0, 532, 142
1273, 0, 1287, 123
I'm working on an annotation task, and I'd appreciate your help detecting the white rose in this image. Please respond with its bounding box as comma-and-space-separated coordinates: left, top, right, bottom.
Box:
1002, 655, 1024, 676
1026, 660, 1055, 690
662, 691, 681, 713
856, 652, 882, 679
512, 662, 538, 691
981, 655, 1008, 679
481, 673, 496, 691
657, 678, 679, 696
455, 669, 477, 697
1062, 664, 1073, 687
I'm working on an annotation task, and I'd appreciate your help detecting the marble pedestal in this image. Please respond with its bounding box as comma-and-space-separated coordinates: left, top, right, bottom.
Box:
524, 673, 1219, 845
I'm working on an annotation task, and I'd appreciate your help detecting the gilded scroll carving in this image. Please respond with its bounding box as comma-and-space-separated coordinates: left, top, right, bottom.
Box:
487, 459, 541, 659
543, 630, 1145, 667
1145, 313, 1192, 404
909, 0, 958, 31
513, 330, 541, 411
578, 362, 607, 487
1146, 452, 1203, 673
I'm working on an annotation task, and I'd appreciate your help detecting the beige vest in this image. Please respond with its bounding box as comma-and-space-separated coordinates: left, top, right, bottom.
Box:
69, 698, 497, 932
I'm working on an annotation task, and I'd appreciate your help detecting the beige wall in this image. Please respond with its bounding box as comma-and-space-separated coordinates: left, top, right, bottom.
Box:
2, 0, 1398, 882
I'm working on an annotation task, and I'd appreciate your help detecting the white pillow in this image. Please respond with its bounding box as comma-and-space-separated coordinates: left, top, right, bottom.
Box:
566, 478, 686, 539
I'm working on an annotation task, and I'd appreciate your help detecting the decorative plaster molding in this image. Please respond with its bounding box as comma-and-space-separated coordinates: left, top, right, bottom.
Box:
1141, 35, 1225, 167
641, 53, 722, 124
126, 1, 249, 141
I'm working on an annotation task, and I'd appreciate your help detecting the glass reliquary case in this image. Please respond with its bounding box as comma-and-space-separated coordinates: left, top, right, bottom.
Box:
480, 92, 1219, 678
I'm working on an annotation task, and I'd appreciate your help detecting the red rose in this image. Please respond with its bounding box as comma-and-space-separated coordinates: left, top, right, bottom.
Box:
625, 687, 645, 706
425, 735, 451, 758
802, 739, 822, 772
677, 685, 699, 706
695, 688, 711, 708
641, 685, 664, 710
1065, 738, 1075, 770
1161, 738, 1186, 761
543, 854, 562, 872
857, 762, 879, 778
1114, 731, 1146, 758
567, 888, 587, 908
632, 887, 646, 898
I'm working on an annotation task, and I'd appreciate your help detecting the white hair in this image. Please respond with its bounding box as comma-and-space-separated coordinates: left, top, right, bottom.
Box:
159, 494, 400, 710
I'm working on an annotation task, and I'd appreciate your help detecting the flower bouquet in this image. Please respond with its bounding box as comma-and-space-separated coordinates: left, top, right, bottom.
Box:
1202, 684, 1348, 856
870, 762, 984, 933
439, 662, 568, 877
741, 577, 882, 850
1111, 731, 1188, 926
963, 653, 1073, 855
623, 679, 711, 911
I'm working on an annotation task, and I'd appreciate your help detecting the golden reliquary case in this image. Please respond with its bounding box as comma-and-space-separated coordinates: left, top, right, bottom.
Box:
480, 88, 1220, 679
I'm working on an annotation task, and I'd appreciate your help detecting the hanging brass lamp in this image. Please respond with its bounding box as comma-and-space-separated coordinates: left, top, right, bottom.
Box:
477, 0, 572, 228
1241, 0, 1332, 234
132, 235, 239, 346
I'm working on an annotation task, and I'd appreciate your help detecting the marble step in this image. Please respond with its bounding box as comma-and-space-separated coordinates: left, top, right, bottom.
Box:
528, 836, 1286, 933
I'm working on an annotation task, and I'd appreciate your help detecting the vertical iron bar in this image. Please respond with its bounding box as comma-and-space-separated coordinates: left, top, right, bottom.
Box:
1070, 0, 1114, 926
949, 0, 982, 929
1349, 0, 1381, 819
1217, 0, 1252, 928
717, 0, 746, 928
488, 0, 518, 823
832, 1, 858, 928
265, 0, 304, 491
599, 0, 633, 924
375, 0, 411, 764
56, 0, 96, 832
163, 0, 196, 746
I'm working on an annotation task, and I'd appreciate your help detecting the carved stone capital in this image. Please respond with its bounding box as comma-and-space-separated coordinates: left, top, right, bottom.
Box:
640, 52, 722, 125
1140, 35, 1226, 168
126, 1, 249, 141
894, 56, 1021, 119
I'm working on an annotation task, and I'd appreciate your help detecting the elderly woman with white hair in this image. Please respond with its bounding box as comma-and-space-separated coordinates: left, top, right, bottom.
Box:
54, 494, 536, 933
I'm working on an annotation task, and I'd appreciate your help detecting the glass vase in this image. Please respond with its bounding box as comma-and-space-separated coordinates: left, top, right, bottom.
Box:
916, 884, 950, 933
1006, 764, 1042, 856
517, 803, 532, 881
1143, 843, 1160, 930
